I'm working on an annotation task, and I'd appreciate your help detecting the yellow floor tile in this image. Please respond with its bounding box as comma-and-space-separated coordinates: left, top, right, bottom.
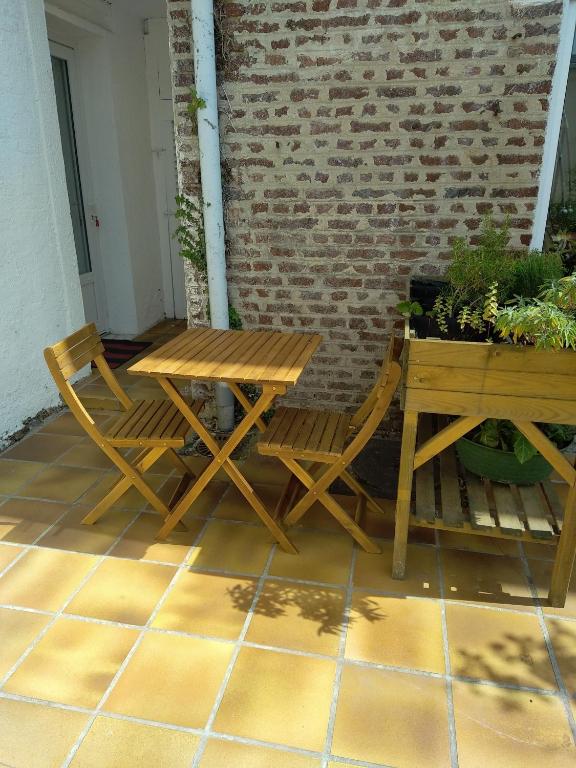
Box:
0, 459, 45, 494
332, 666, 450, 767
439, 530, 521, 558
40, 411, 102, 436
346, 594, 445, 673
0, 607, 51, 678
18, 465, 103, 503
547, 618, 576, 695
199, 740, 320, 768
37, 506, 136, 555
246, 579, 345, 655
70, 716, 200, 768
0, 498, 68, 544
174, 480, 228, 517
239, 453, 292, 485
104, 633, 233, 727
354, 540, 440, 598
80, 473, 166, 511
57, 439, 114, 470
213, 483, 281, 522
4, 617, 137, 707
453, 681, 576, 768
441, 549, 537, 611
110, 513, 204, 564
3, 433, 79, 463
0, 698, 89, 768
529, 559, 576, 618
65, 558, 176, 625
447, 604, 556, 690
188, 520, 272, 575
269, 529, 353, 586
214, 647, 335, 752
0, 548, 97, 611
0, 542, 23, 571
152, 569, 255, 639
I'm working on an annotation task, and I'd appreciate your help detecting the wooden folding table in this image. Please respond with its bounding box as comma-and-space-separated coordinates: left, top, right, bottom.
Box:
128, 328, 322, 551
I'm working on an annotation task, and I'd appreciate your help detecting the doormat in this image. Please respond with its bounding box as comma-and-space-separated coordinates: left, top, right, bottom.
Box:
92, 339, 152, 370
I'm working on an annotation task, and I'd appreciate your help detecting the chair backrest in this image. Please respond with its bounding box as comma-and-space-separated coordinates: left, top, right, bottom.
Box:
44, 323, 133, 437
350, 335, 403, 429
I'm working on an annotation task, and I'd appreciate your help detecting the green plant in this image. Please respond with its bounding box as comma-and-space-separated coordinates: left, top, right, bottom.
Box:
187, 87, 207, 122
174, 195, 206, 273
509, 249, 564, 299
396, 300, 423, 318
548, 200, 576, 233
470, 419, 575, 464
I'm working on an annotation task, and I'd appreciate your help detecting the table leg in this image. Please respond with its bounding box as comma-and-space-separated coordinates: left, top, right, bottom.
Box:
392, 410, 419, 579
156, 378, 297, 553
549, 482, 576, 607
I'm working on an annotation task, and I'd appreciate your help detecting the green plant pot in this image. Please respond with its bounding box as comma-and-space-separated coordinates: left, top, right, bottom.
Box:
455, 437, 553, 485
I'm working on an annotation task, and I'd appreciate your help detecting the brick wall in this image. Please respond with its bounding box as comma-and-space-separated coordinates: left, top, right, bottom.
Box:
167, 0, 562, 413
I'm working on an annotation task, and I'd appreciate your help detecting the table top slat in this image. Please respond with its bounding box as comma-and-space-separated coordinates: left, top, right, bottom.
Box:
236, 332, 298, 383
163, 329, 230, 377
266, 334, 321, 384
178, 330, 258, 380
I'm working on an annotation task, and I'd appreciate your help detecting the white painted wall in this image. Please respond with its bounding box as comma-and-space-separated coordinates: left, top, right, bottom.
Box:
0, 0, 85, 444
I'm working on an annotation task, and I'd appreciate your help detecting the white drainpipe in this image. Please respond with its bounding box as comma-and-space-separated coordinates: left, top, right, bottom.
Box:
190, 0, 235, 431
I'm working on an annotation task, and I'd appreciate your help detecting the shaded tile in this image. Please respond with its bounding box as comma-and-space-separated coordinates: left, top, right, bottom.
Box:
453, 680, 576, 768
188, 520, 272, 575
239, 453, 292, 486
3, 433, 79, 463
0, 498, 68, 544
213, 483, 281, 523
354, 540, 440, 598
439, 530, 521, 558
57, 439, 114, 470
0, 697, 89, 768
447, 604, 556, 690
38, 506, 136, 555
522, 541, 556, 561
269, 529, 353, 586
152, 570, 255, 639
19, 466, 103, 503
70, 717, 200, 768
529, 559, 576, 618
332, 665, 450, 767
104, 633, 233, 728
246, 579, 345, 655
346, 594, 445, 673
547, 618, 576, 695
80, 473, 166, 511
0, 542, 23, 572
441, 549, 536, 611
0, 459, 45, 494
215, 647, 335, 752
40, 411, 105, 436
4, 617, 137, 707
65, 558, 176, 625
0, 607, 51, 678
110, 513, 204, 564
199, 740, 320, 768
0, 548, 97, 611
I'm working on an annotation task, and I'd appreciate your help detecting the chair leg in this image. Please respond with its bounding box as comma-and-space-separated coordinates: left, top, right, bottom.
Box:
82, 476, 132, 525
392, 410, 419, 580
166, 448, 196, 478
273, 473, 302, 521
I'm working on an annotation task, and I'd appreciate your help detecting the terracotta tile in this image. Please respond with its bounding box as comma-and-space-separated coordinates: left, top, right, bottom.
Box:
152, 570, 255, 639
0, 498, 68, 544
447, 604, 556, 690
0, 542, 23, 571
3, 433, 79, 463
332, 665, 450, 767
110, 513, 204, 564
57, 439, 114, 470
354, 541, 440, 598
38, 506, 136, 555
362, 499, 397, 539
104, 633, 233, 727
439, 530, 521, 558
298, 498, 352, 533
4, 617, 137, 707
529, 559, 576, 618
247, 579, 345, 655
0, 608, 51, 678
215, 647, 334, 751
19, 465, 103, 503
70, 717, 200, 768
239, 453, 292, 485
79, 473, 166, 510
547, 618, 576, 695
453, 681, 576, 768
213, 483, 281, 522
441, 549, 537, 611
269, 530, 353, 586
199, 740, 320, 768
188, 520, 272, 575
0, 548, 97, 610
346, 594, 445, 673
0, 698, 89, 768
40, 411, 108, 436
0, 459, 45, 494
65, 558, 176, 625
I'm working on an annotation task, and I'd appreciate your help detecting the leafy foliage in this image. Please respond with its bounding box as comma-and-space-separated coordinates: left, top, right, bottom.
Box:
494, 298, 576, 350
396, 300, 423, 318
187, 88, 207, 123
174, 195, 207, 274
509, 249, 564, 299
472, 419, 575, 464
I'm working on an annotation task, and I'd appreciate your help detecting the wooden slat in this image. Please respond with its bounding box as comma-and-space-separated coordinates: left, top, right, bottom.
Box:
107, 400, 149, 439
56, 332, 103, 367
306, 411, 331, 452
465, 473, 496, 530
293, 410, 321, 451
221, 332, 282, 381
267, 409, 300, 449
438, 422, 464, 528
517, 485, 555, 539
414, 415, 483, 470
143, 401, 175, 439
283, 409, 309, 449
490, 483, 525, 536
414, 415, 436, 523
332, 414, 352, 455
239, 332, 298, 382
170, 330, 247, 378
50, 323, 98, 357
542, 481, 564, 532
318, 412, 341, 454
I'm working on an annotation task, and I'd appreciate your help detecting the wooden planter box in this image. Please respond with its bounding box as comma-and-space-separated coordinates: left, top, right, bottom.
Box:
394, 321, 576, 607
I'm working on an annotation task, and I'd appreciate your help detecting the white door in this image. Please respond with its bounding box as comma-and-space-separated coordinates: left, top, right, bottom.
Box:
50, 43, 107, 330
145, 19, 187, 319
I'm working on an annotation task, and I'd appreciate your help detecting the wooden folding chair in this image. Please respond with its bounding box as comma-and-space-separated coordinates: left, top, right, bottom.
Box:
44, 323, 203, 526
257, 339, 402, 553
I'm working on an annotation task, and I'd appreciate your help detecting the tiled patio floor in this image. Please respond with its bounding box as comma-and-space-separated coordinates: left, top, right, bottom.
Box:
1, 404, 576, 765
